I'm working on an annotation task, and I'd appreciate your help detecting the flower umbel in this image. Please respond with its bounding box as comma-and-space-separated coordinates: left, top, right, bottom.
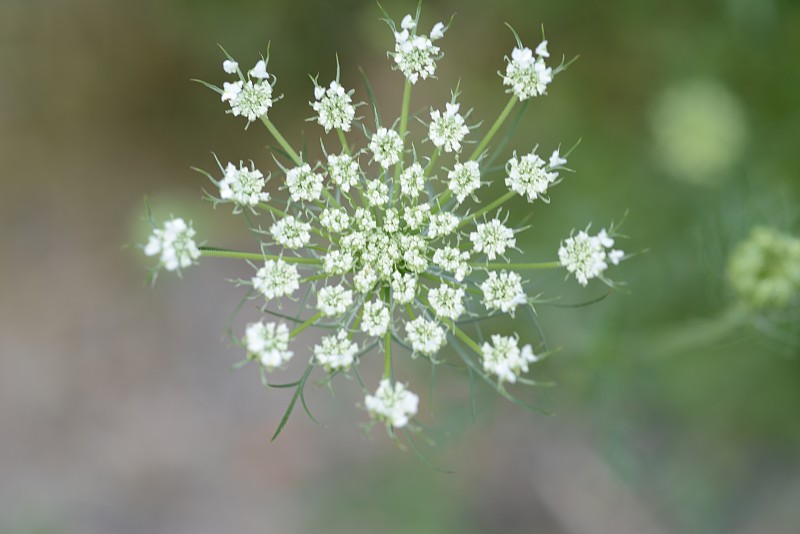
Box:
142, 10, 631, 444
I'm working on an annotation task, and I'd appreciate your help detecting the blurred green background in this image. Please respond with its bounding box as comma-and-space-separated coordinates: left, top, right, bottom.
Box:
1, 0, 799, 533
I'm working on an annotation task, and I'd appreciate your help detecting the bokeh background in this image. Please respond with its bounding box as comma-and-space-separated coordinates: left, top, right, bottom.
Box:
2, 0, 799, 532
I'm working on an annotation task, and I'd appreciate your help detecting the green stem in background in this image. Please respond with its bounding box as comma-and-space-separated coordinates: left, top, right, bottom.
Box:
471, 260, 562, 270
291, 311, 323, 338
424, 148, 439, 178
200, 246, 322, 265
459, 190, 515, 228
384, 331, 392, 379
337, 128, 351, 156
261, 117, 302, 166
383, 286, 393, 379
451, 323, 483, 354
392, 79, 413, 198
469, 95, 517, 161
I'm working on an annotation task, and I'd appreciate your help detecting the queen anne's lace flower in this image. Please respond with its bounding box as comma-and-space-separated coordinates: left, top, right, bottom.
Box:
448, 160, 481, 203
252, 259, 300, 300
481, 270, 527, 314
315, 330, 358, 371
428, 212, 459, 239
317, 284, 354, 316
428, 284, 465, 320
481, 335, 538, 383
433, 246, 471, 281
145, 12, 631, 439
361, 299, 390, 337
144, 218, 201, 271
271, 216, 311, 249
245, 321, 293, 370
327, 153, 360, 192
219, 162, 270, 209
503, 42, 553, 100
429, 102, 469, 153
400, 162, 426, 197
285, 164, 323, 202
312, 81, 356, 132
506, 150, 559, 202
558, 228, 624, 286
365, 379, 419, 428
470, 219, 516, 259
369, 127, 403, 168
390, 14, 446, 84
405, 316, 446, 357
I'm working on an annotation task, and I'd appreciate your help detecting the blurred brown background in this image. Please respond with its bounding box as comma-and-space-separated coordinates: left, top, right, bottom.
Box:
1, 0, 799, 533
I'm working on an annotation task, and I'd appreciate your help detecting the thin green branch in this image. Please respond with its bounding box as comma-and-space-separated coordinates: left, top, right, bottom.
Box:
200, 246, 322, 265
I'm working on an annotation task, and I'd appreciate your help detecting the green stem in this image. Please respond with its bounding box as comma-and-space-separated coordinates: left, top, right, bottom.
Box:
200, 247, 322, 265
392, 79, 412, 198
424, 148, 439, 178
458, 190, 516, 228
337, 129, 351, 156
301, 273, 331, 284
384, 331, 392, 379
261, 117, 302, 166
471, 260, 562, 270
469, 95, 517, 161
291, 311, 323, 338
451, 323, 483, 354
258, 202, 288, 218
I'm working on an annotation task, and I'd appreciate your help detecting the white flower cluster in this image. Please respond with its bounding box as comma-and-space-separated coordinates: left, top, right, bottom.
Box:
364, 379, 420, 428
390, 14, 446, 84
558, 229, 624, 286
312, 81, 356, 132
220, 58, 275, 123
144, 10, 630, 439
481, 335, 538, 384
144, 218, 201, 272
503, 41, 553, 100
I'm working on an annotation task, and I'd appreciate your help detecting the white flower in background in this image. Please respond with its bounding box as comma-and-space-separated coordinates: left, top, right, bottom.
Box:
285, 163, 323, 202
558, 228, 624, 286
405, 316, 446, 357
481, 270, 527, 314
315, 330, 359, 371
470, 219, 516, 259
503, 42, 553, 100
252, 259, 300, 300
245, 321, 293, 370
369, 127, 404, 168
365, 379, 419, 428
400, 162, 426, 198
448, 160, 481, 203
144, 217, 201, 271
403, 204, 429, 230
429, 102, 469, 153
365, 179, 390, 206
361, 299, 390, 337
428, 284, 465, 320
324, 249, 355, 275
505, 150, 559, 202
327, 153, 360, 192
270, 216, 311, 249
481, 334, 538, 383
317, 284, 354, 316
312, 80, 356, 132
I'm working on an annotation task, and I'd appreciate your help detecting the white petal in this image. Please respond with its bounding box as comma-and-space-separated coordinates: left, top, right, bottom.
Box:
401, 14, 416, 30
430, 22, 445, 40
535, 40, 550, 58
249, 60, 269, 79
222, 59, 238, 74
